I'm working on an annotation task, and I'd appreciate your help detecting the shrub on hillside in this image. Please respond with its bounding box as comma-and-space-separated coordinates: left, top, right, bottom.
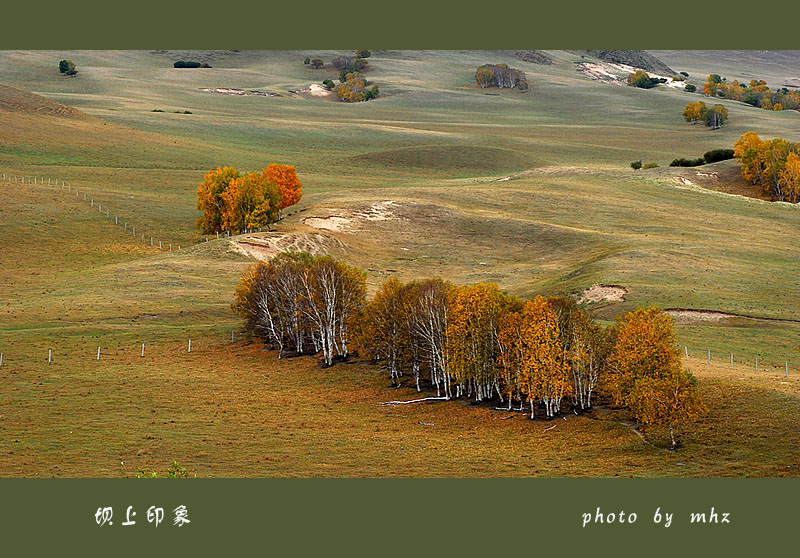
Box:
310, 58, 324, 69
58, 59, 77, 76
627, 69, 665, 89
304, 57, 311, 65
355, 49, 371, 59
321, 79, 335, 90
173, 60, 210, 68
630, 160, 642, 170
703, 148, 734, 164
684, 84, 697, 93
643, 162, 659, 169
670, 157, 705, 167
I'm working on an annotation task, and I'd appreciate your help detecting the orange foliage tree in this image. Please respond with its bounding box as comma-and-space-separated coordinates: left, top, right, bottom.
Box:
264, 164, 302, 213
221, 172, 281, 232
196, 164, 303, 233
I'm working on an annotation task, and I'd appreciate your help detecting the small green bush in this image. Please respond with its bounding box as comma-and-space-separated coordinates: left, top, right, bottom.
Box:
58, 59, 77, 76
174, 60, 202, 68
322, 79, 335, 90
304, 57, 311, 65
703, 148, 734, 164
685, 84, 697, 93
643, 162, 659, 169
670, 157, 705, 167
151, 109, 164, 112
310, 58, 323, 69
630, 160, 642, 170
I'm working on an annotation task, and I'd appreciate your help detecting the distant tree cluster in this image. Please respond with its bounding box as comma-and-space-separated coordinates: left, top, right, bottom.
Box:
734, 132, 800, 202
173, 60, 211, 68
235, 255, 707, 446
475, 63, 528, 91
58, 59, 77, 76
626, 70, 666, 89
682, 101, 728, 129
332, 56, 368, 73
703, 74, 800, 111
195, 165, 302, 234
334, 72, 379, 102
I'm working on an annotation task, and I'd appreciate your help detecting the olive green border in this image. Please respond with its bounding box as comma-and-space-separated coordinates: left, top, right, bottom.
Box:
2, 479, 796, 554
2, 0, 800, 48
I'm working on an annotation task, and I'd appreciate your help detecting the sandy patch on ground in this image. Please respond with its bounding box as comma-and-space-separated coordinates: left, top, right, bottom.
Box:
199, 88, 280, 97
302, 201, 398, 232
577, 284, 628, 304
230, 232, 345, 260
308, 83, 332, 97
576, 61, 682, 88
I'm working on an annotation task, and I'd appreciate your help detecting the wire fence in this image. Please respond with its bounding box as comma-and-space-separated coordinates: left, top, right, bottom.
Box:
680, 345, 797, 377
1, 172, 266, 249
0, 330, 240, 369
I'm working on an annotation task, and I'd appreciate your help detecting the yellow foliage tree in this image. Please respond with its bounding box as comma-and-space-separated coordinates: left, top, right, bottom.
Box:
779, 152, 800, 203
607, 306, 706, 447
733, 131, 765, 185
682, 101, 707, 123
606, 306, 680, 407
517, 296, 570, 418
359, 278, 409, 386
446, 282, 509, 402
627, 368, 706, 449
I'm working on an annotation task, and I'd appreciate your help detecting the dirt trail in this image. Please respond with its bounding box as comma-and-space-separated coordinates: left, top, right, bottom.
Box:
665, 309, 800, 324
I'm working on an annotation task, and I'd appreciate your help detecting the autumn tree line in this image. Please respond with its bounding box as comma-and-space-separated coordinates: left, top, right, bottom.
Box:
734, 132, 800, 202
703, 74, 800, 112
196, 165, 302, 234
234, 253, 706, 448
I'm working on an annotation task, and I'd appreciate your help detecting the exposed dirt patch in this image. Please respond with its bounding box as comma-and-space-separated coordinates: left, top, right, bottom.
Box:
577, 284, 628, 304
199, 88, 281, 97
302, 201, 399, 233
231, 232, 346, 260
576, 60, 683, 89
662, 161, 773, 202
